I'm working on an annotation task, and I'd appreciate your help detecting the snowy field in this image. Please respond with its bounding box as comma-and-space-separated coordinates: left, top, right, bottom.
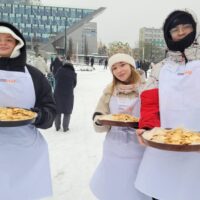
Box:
42, 65, 112, 200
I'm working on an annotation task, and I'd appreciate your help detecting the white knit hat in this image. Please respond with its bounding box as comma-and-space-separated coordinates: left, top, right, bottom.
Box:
0, 26, 24, 58
108, 53, 136, 70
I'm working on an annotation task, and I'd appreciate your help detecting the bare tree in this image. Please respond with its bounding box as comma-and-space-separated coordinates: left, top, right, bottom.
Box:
98, 41, 108, 56
108, 41, 132, 56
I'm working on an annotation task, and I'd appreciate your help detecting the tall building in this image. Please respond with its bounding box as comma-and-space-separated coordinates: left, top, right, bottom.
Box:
0, 0, 40, 5
139, 27, 166, 62
40, 7, 105, 56
0, 1, 105, 56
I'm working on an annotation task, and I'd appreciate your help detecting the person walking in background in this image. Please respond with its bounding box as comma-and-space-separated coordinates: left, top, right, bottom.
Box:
50, 55, 63, 76
0, 21, 56, 200
90, 57, 94, 68
135, 9, 200, 200
140, 60, 150, 78
135, 60, 141, 69
54, 62, 77, 132
33, 53, 49, 75
90, 53, 150, 200
104, 58, 108, 69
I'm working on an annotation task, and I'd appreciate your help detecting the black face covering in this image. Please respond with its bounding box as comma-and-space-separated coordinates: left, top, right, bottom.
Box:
163, 10, 196, 52
165, 31, 196, 52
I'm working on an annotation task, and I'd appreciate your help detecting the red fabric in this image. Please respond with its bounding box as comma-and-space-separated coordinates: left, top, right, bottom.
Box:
139, 88, 160, 129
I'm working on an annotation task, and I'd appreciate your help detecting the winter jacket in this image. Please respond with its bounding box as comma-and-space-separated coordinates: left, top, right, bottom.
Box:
54, 63, 77, 114
33, 56, 49, 75
139, 34, 200, 129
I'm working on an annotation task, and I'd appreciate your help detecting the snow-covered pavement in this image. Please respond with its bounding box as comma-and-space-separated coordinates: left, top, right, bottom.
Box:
42, 66, 112, 200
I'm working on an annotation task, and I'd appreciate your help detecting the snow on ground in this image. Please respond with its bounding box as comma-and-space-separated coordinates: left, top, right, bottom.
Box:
42, 65, 112, 200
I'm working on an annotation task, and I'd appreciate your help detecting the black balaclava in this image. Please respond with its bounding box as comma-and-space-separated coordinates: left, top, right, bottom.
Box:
163, 10, 196, 52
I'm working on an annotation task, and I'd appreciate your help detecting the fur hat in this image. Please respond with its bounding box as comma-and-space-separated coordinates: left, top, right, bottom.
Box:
0, 22, 25, 58
108, 53, 136, 70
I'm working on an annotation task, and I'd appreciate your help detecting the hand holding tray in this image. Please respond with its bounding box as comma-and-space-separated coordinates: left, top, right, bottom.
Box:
0, 107, 37, 127
142, 127, 200, 152
98, 114, 139, 128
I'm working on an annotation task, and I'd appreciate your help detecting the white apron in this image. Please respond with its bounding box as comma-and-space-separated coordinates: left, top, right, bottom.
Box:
90, 96, 151, 200
135, 60, 200, 200
0, 68, 52, 200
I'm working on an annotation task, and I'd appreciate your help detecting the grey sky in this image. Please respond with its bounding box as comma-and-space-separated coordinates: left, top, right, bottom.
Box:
41, 0, 200, 47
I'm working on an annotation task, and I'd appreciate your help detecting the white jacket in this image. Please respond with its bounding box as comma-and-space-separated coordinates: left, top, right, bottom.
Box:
33, 56, 49, 75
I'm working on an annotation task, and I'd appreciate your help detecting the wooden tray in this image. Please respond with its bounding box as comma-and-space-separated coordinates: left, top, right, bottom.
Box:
142, 130, 200, 152
0, 117, 36, 127
0, 108, 37, 127
99, 119, 138, 128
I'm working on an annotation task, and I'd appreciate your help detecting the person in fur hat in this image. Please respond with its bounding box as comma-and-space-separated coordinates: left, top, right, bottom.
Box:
135, 9, 200, 200
0, 21, 56, 200
90, 53, 151, 200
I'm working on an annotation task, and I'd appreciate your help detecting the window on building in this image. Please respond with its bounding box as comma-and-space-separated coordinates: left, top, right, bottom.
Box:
70, 8, 76, 18
63, 8, 70, 17
52, 8, 57, 16
41, 15, 47, 24
44, 7, 51, 16
57, 26, 65, 32
0, 4, 4, 13
38, 7, 44, 15
15, 14, 21, 23
44, 25, 50, 32
25, 24, 31, 32
18, 5, 25, 14
4, 4, 12, 13
25, 5, 31, 15
2, 13, 9, 21
57, 8, 64, 17
76, 9, 82, 18
32, 6, 39, 15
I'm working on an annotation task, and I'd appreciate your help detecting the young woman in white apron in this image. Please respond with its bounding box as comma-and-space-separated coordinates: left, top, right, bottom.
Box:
135, 10, 200, 200
0, 22, 56, 200
90, 53, 151, 200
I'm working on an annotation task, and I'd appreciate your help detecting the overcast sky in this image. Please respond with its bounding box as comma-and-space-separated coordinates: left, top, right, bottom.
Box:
41, 0, 200, 47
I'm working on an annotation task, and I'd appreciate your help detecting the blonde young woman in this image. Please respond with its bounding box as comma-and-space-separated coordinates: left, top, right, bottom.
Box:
90, 53, 150, 200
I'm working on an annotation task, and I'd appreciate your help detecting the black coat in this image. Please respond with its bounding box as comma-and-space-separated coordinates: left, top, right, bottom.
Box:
54, 63, 77, 114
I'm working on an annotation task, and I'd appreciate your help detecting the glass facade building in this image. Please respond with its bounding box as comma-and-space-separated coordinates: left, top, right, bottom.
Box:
0, 3, 95, 44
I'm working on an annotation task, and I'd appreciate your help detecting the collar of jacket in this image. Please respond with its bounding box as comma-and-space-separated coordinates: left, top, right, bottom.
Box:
0, 50, 26, 72
166, 43, 200, 64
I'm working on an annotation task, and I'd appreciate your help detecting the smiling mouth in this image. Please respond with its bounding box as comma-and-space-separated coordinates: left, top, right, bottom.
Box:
0, 48, 9, 50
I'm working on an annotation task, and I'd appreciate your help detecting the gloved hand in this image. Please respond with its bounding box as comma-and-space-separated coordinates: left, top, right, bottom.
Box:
94, 116, 103, 126
92, 112, 103, 126
31, 107, 42, 125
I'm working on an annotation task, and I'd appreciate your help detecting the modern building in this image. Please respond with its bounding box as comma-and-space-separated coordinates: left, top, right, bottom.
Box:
139, 27, 166, 62
0, 1, 105, 57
